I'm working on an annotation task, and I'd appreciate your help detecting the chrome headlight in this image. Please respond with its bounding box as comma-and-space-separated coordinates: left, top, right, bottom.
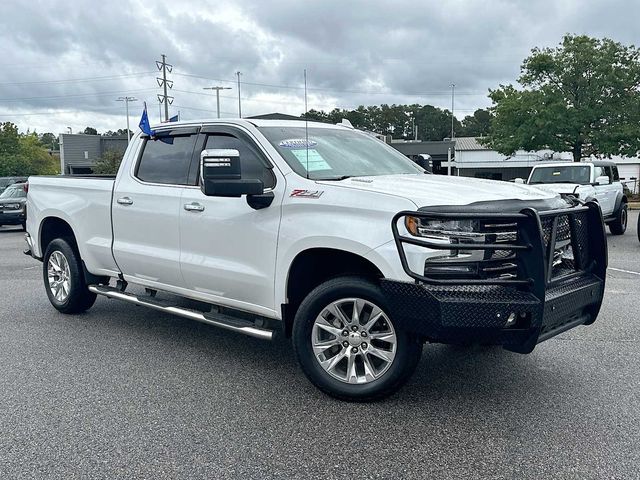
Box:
404, 216, 519, 279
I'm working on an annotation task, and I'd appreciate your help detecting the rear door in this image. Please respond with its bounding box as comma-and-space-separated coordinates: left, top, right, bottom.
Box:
179, 126, 283, 316
112, 128, 199, 288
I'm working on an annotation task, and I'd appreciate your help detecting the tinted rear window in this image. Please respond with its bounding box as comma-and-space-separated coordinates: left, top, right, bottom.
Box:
136, 135, 196, 185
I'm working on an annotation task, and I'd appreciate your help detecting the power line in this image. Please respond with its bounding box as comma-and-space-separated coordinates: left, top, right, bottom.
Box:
156, 54, 173, 122
0, 88, 157, 102
203, 86, 232, 118
172, 71, 488, 96
0, 71, 156, 87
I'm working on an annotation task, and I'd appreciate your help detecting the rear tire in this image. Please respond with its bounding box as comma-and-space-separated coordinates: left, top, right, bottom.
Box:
292, 276, 422, 402
609, 203, 627, 235
43, 238, 97, 314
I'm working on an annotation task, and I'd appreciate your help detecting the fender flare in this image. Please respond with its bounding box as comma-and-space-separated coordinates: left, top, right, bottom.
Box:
613, 192, 628, 214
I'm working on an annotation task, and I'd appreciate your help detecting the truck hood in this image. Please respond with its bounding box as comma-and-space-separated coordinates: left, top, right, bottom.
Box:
320, 174, 559, 208
527, 183, 583, 195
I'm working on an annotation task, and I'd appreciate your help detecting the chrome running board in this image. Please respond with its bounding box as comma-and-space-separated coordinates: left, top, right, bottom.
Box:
88, 285, 274, 341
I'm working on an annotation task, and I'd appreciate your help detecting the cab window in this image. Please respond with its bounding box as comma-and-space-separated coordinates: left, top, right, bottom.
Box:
204, 133, 275, 189
136, 134, 198, 185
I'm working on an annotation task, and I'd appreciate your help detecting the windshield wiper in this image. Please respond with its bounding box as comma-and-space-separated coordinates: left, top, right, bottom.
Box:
313, 175, 354, 181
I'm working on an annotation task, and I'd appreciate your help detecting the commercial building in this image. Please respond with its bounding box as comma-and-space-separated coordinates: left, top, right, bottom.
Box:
59, 134, 128, 174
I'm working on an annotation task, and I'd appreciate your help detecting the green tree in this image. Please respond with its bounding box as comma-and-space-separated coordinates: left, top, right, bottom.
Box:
92, 149, 124, 175
483, 35, 640, 161
83, 126, 98, 135
0, 123, 59, 176
460, 109, 492, 137
39, 132, 59, 150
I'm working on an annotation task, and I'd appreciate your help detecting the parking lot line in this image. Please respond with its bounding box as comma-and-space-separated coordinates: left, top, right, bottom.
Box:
609, 267, 640, 276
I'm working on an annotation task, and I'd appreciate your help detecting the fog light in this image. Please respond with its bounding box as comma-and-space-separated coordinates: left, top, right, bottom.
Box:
505, 312, 517, 327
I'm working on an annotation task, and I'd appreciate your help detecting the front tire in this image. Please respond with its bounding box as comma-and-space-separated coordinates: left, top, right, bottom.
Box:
43, 238, 97, 314
609, 203, 627, 235
292, 276, 422, 401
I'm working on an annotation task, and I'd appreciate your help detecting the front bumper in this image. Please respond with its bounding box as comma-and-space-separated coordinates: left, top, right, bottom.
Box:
385, 201, 607, 353
0, 211, 25, 225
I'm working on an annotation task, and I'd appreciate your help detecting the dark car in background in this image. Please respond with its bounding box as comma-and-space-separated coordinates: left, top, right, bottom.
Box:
0, 182, 27, 230
0, 177, 28, 194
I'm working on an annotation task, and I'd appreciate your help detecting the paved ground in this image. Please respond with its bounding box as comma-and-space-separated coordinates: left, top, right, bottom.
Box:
1, 213, 639, 479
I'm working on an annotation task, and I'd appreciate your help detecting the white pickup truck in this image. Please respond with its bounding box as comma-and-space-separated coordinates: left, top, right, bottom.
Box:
25, 119, 608, 401
525, 161, 628, 235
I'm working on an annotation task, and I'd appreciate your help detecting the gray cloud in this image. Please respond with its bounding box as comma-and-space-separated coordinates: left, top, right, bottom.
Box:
0, 0, 638, 133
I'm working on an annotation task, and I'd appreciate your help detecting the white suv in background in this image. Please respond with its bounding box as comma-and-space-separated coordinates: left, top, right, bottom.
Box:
526, 160, 628, 235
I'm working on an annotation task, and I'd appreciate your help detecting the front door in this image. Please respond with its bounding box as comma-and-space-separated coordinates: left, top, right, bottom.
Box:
112, 128, 199, 288
179, 126, 284, 317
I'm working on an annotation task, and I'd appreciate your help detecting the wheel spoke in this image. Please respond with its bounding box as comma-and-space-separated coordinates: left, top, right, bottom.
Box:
327, 302, 350, 327
362, 353, 377, 382
363, 310, 384, 332
368, 346, 394, 364
368, 331, 395, 343
346, 353, 358, 384
352, 299, 361, 324
312, 338, 339, 355
320, 350, 346, 372
315, 316, 344, 338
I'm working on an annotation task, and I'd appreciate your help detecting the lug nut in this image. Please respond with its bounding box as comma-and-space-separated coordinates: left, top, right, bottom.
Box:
342, 330, 349, 337
361, 342, 368, 349
351, 325, 358, 332
342, 341, 349, 347
351, 347, 358, 354
361, 331, 367, 337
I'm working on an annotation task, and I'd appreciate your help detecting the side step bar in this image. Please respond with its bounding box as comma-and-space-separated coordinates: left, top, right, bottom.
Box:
88, 285, 274, 341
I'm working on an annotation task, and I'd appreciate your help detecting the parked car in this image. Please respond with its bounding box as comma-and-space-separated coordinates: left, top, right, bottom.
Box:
0, 182, 27, 230
0, 176, 28, 194
524, 161, 628, 235
24, 120, 607, 401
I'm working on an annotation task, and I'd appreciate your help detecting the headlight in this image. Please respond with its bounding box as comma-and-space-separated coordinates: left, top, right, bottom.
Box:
3, 203, 21, 210
405, 217, 482, 241
404, 216, 519, 279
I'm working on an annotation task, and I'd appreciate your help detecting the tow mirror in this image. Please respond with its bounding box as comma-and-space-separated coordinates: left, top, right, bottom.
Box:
595, 175, 610, 186
200, 149, 263, 197
514, 178, 525, 184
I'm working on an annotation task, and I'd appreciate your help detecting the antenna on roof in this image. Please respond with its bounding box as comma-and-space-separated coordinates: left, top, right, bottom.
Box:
304, 69, 309, 180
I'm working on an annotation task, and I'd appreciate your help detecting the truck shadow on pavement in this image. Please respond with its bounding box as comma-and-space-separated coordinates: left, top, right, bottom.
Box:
80, 295, 584, 410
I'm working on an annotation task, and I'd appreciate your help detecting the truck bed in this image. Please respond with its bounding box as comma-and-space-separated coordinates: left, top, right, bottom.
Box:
26, 175, 120, 276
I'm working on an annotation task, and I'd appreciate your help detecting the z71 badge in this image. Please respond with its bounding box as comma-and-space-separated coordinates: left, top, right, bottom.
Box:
290, 189, 324, 199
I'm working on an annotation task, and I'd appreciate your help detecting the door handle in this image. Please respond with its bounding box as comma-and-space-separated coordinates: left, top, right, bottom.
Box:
117, 197, 133, 206
184, 202, 205, 212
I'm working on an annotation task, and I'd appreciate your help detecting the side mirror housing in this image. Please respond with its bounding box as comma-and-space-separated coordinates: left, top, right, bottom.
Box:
514, 177, 525, 184
595, 175, 610, 186
200, 149, 264, 197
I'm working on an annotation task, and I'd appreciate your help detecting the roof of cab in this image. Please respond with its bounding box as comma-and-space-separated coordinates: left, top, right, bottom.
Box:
532, 160, 617, 168
150, 118, 346, 130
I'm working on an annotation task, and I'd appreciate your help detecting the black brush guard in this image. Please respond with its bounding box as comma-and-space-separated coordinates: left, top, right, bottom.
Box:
381, 201, 607, 353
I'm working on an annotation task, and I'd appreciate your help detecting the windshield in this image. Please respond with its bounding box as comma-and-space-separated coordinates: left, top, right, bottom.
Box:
529, 166, 591, 185
257, 126, 423, 179
0, 185, 26, 199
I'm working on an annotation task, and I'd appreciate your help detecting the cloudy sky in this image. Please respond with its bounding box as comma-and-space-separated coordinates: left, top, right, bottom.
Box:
1, 0, 639, 135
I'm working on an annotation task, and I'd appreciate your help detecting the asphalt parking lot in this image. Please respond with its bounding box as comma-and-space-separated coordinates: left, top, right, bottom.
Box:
1, 213, 639, 480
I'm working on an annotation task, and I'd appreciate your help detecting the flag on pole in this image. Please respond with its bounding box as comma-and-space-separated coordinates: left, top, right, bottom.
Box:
139, 102, 155, 136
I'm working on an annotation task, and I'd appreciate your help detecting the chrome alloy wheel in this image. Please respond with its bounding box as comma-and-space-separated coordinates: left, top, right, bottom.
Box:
47, 250, 71, 303
311, 298, 397, 384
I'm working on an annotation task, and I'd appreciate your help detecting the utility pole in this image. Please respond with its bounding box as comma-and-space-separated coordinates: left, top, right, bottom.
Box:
203, 86, 232, 118
450, 83, 455, 140
116, 96, 137, 144
156, 54, 174, 122
236, 71, 242, 118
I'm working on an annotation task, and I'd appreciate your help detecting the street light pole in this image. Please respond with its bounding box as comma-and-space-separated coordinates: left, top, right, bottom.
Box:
116, 96, 138, 144
236, 71, 242, 118
450, 83, 455, 140
203, 86, 232, 118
